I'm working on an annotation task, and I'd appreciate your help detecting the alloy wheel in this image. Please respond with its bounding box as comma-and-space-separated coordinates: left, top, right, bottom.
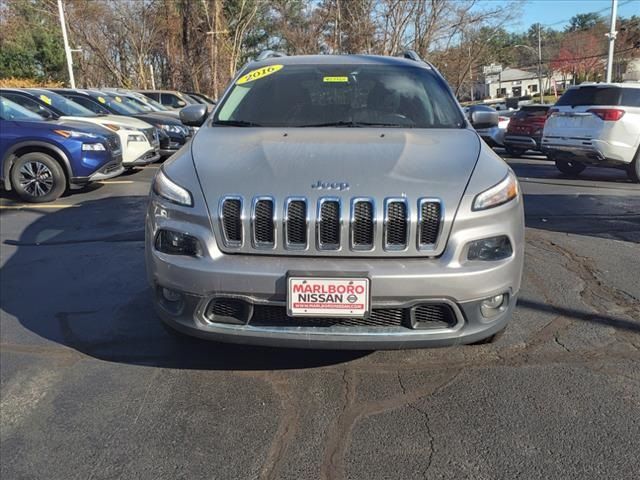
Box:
18, 161, 54, 197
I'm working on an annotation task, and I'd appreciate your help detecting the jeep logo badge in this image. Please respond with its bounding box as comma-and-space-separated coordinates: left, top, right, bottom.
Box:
311, 180, 350, 191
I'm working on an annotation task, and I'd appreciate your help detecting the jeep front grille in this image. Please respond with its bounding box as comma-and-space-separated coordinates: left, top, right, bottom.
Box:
217, 195, 443, 256
220, 197, 243, 246
318, 198, 341, 249
418, 199, 442, 248
285, 199, 308, 248
384, 199, 409, 250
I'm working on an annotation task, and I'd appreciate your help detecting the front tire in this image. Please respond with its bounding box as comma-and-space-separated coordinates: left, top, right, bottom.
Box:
10, 152, 66, 203
627, 148, 640, 183
555, 159, 586, 176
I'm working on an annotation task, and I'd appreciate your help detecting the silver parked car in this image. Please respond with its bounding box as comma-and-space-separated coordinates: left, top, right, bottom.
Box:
145, 52, 525, 349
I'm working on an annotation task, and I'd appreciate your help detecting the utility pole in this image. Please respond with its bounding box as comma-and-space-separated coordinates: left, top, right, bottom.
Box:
537, 24, 543, 103
57, 0, 75, 88
606, 0, 618, 83
469, 45, 474, 102
149, 63, 156, 90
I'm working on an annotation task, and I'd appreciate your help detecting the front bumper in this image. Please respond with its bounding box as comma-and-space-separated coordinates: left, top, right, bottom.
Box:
541, 136, 633, 166
145, 192, 524, 349
70, 159, 124, 185
504, 134, 542, 150
125, 150, 161, 167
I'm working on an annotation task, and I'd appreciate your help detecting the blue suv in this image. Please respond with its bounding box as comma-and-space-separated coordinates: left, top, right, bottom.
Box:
0, 97, 124, 202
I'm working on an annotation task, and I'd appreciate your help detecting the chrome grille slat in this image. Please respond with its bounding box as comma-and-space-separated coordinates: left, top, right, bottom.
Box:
285, 198, 308, 249
418, 199, 442, 248
351, 199, 375, 250
384, 199, 409, 250
318, 198, 341, 250
252, 197, 275, 248
220, 197, 243, 247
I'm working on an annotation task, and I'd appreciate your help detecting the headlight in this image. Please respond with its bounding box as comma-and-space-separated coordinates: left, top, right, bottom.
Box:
127, 133, 146, 143
152, 169, 192, 206
53, 129, 98, 139
82, 143, 106, 151
472, 171, 519, 211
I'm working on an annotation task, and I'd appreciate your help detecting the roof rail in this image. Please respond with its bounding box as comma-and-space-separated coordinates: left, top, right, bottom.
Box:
401, 50, 423, 62
256, 50, 287, 61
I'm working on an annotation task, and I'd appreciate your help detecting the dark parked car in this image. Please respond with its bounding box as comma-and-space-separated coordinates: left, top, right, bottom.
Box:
503, 104, 551, 156
48, 89, 191, 158
185, 91, 216, 106
0, 97, 123, 202
137, 90, 199, 110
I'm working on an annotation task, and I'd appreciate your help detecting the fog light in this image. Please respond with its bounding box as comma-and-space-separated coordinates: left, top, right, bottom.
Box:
467, 235, 512, 261
481, 294, 507, 318
162, 288, 182, 302
155, 229, 202, 256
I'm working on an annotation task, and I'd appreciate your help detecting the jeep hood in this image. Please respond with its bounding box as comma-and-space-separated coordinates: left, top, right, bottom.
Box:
191, 128, 480, 213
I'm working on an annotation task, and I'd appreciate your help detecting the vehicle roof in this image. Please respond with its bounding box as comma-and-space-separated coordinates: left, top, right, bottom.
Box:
568, 82, 640, 89
246, 54, 432, 70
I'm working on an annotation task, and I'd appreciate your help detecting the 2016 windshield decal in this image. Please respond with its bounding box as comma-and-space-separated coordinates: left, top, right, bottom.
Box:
236, 65, 284, 85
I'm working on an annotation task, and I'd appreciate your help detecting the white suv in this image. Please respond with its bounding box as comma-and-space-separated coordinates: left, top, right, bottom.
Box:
542, 83, 640, 182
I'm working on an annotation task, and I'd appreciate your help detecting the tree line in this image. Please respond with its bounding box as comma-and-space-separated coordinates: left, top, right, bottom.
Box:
1, 0, 638, 100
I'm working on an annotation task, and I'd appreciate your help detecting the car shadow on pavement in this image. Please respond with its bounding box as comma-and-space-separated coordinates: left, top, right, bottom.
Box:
523, 194, 640, 244
518, 298, 640, 334
0, 196, 368, 371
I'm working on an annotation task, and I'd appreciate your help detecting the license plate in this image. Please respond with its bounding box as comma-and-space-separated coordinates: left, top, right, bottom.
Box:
287, 277, 370, 318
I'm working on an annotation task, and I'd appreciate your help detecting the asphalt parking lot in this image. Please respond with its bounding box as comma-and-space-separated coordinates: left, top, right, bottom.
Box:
1, 153, 639, 479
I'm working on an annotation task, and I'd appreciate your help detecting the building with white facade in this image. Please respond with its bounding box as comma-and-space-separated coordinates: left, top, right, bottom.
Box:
475, 67, 573, 100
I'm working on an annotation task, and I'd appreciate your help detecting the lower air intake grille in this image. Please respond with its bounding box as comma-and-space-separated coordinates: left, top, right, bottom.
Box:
204, 298, 250, 324
411, 304, 457, 329
251, 305, 407, 328
221, 198, 242, 245
286, 200, 307, 247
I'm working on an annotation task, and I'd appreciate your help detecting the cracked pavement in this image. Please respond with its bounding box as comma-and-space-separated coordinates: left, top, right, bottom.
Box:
1, 155, 639, 479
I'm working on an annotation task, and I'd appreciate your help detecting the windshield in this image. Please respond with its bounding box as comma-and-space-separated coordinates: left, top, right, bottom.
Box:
99, 94, 140, 115
27, 89, 97, 117
213, 63, 465, 128
122, 96, 155, 112
556, 87, 622, 107
0, 96, 46, 121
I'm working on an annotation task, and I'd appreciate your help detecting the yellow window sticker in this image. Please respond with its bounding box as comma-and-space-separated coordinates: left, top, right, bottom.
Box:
98, 96, 106, 104
323, 76, 349, 83
39, 94, 52, 105
236, 64, 284, 85
115, 96, 122, 102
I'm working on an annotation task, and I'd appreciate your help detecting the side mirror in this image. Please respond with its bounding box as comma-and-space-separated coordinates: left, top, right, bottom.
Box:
175, 99, 187, 108
470, 109, 499, 129
179, 104, 208, 127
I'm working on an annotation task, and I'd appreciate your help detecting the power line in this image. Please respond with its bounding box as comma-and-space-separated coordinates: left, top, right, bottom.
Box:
540, 0, 636, 28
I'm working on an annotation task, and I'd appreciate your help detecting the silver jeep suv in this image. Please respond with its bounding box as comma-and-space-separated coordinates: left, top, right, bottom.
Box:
145, 52, 525, 349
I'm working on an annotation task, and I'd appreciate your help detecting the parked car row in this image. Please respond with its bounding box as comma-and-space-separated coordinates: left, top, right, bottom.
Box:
469, 82, 640, 183
0, 87, 214, 202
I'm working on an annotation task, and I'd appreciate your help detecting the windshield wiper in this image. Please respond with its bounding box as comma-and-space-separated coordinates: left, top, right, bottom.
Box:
298, 121, 411, 128
213, 119, 263, 127
298, 121, 361, 128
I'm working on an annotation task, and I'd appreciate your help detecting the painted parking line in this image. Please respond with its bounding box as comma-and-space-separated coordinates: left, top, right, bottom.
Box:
0, 204, 78, 210
97, 180, 136, 184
